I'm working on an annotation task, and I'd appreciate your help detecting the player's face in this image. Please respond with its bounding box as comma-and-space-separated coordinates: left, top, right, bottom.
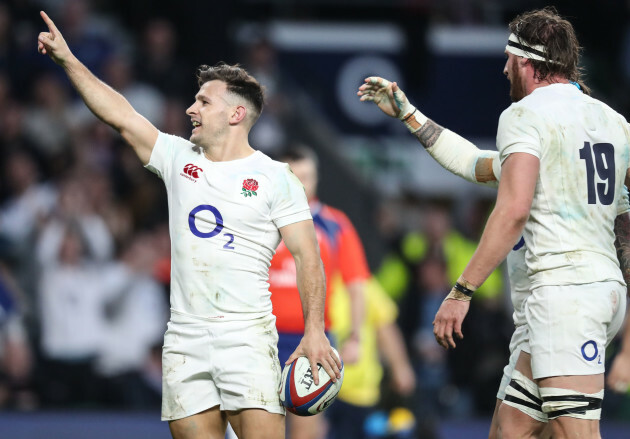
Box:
289, 159, 318, 202
186, 80, 232, 146
504, 51, 527, 102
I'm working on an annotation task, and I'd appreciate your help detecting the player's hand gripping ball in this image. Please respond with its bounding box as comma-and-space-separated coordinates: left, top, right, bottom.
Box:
279, 347, 344, 416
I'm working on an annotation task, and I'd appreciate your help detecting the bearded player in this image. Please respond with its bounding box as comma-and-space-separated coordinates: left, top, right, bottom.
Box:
359, 8, 630, 438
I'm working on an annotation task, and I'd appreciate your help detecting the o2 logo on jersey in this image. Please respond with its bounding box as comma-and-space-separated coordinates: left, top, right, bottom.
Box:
581, 340, 601, 364
189, 204, 235, 249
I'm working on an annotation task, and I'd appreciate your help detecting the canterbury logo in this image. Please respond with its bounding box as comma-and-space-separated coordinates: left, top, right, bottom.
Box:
183, 164, 203, 179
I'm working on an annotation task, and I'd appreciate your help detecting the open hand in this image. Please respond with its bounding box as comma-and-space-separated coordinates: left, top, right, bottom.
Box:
433, 299, 470, 349
37, 11, 72, 65
357, 76, 414, 119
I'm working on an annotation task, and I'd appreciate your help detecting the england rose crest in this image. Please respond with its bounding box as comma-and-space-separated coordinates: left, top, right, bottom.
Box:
241, 178, 259, 197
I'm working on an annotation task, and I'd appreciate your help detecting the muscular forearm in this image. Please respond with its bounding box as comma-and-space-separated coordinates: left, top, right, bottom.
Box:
296, 258, 327, 333
63, 55, 136, 132
462, 205, 526, 287
614, 212, 630, 295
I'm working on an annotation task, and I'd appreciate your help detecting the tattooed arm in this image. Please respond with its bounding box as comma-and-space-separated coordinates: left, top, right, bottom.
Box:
414, 119, 444, 149
614, 211, 630, 291
358, 77, 500, 187
607, 211, 630, 393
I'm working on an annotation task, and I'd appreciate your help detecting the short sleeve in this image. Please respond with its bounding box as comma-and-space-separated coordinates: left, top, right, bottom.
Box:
492, 151, 502, 181
496, 105, 542, 164
270, 164, 312, 229
617, 185, 630, 216
144, 131, 179, 181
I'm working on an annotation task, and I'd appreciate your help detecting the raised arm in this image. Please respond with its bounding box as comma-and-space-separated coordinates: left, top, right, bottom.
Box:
37, 11, 157, 164
358, 76, 500, 187
280, 219, 342, 385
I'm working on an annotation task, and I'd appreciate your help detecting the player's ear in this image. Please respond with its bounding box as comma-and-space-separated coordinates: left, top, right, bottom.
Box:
230, 105, 248, 125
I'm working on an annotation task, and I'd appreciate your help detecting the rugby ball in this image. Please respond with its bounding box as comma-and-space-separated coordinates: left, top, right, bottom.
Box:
279, 347, 344, 416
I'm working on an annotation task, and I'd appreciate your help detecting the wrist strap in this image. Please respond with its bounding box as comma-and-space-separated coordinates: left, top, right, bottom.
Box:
445, 276, 478, 302
453, 282, 474, 297
399, 106, 426, 133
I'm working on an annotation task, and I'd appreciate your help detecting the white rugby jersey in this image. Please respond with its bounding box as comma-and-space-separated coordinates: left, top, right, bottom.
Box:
146, 132, 311, 321
485, 154, 628, 332
497, 83, 630, 289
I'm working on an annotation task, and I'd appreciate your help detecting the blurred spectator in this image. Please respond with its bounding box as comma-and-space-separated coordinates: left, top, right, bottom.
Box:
410, 257, 452, 435
0, 262, 35, 410
36, 174, 114, 266
135, 18, 190, 99
24, 73, 73, 158
96, 233, 168, 409
71, 53, 166, 130
327, 277, 416, 439
244, 38, 290, 156
52, 0, 116, 78
0, 150, 56, 245
35, 221, 114, 407
161, 98, 192, 139
0, 98, 40, 164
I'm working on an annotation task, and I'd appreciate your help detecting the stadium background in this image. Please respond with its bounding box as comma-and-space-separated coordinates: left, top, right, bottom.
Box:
0, 0, 629, 437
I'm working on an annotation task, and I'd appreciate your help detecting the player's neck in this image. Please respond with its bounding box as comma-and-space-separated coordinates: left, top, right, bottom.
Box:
527, 75, 570, 95
203, 133, 256, 162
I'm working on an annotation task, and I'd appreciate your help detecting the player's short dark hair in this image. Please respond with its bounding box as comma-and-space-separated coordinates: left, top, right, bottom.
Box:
196, 62, 265, 122
280, 145, 319, 168
509, 7, 591, 95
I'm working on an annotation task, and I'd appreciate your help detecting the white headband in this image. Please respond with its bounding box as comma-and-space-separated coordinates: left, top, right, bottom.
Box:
505, 33, 558, 64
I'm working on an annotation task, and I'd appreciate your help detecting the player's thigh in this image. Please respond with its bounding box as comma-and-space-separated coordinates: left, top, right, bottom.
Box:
538, 374, 603, 438
498, 352, 547, 439
287, 411, 325, 439
162, 320, 222, 422
227, 408, 285, 439
169, 406, 227, 439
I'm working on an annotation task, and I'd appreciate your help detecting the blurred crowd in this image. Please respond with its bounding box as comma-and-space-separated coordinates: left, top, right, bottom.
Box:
0, 1, 629, 438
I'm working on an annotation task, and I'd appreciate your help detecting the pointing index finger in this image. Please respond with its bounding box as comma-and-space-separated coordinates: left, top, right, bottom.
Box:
40, 11, 58, 36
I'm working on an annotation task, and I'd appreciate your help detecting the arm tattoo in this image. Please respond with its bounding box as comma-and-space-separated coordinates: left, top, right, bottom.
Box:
614, 212, 630, 295
413, 119, 445, 149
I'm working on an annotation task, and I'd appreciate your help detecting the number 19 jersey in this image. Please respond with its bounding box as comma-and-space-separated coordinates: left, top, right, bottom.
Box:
497, 83, 630, 289
146, 132, 312, 321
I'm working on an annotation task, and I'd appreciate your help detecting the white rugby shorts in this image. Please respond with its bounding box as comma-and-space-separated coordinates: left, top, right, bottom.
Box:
161, 312, 285, 421
496, 323, 529, 400
526, 281, 626, 379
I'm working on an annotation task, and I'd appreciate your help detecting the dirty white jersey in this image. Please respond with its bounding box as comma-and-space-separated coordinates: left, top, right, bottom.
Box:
505, 187, 628, 334
146, 132, 311, 321
497, 83, 630, 289
485, 149, 629, 332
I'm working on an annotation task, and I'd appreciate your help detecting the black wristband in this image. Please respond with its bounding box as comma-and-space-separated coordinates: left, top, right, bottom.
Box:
453, 282, 474, 297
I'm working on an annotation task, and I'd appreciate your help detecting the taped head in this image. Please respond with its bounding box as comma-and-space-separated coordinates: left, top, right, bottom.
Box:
507, 7, 586, 91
